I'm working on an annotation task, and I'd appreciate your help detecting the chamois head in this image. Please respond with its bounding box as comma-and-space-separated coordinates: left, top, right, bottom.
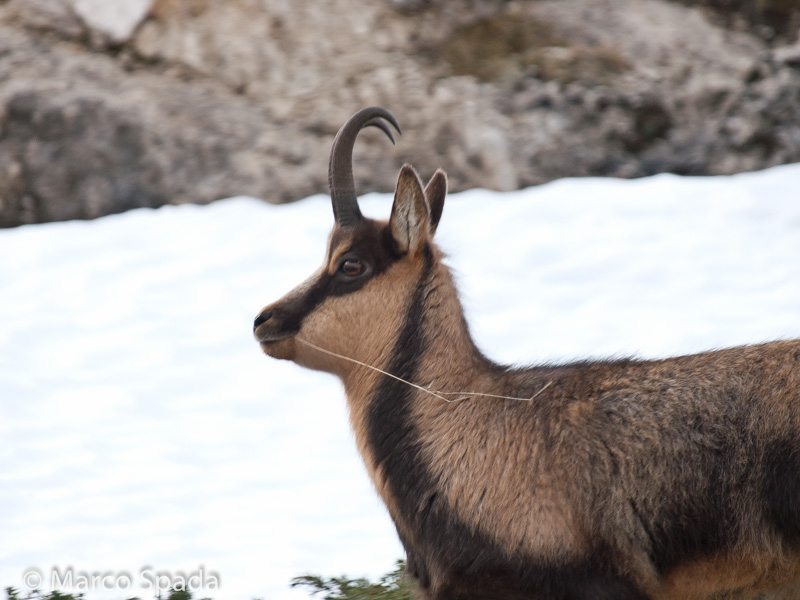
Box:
253, 107, 447, 378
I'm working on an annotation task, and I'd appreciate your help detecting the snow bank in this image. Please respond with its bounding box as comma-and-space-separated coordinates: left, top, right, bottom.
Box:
1, 164, 799, 599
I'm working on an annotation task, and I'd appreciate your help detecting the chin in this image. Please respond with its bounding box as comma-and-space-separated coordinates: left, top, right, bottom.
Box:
260, 338, 296, 361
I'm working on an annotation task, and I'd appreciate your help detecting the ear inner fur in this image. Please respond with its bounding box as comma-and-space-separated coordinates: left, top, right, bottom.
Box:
390, 164, 430, 256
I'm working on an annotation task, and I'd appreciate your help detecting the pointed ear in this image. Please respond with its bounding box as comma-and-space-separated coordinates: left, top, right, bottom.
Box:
390, 164, 430, 255
424, 169, 447, 236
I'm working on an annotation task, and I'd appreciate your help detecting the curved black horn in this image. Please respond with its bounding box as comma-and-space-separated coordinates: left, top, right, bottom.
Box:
329, 107, 401, 227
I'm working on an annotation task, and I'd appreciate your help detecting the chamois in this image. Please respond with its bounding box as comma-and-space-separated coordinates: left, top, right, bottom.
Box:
253, 107, 800, 600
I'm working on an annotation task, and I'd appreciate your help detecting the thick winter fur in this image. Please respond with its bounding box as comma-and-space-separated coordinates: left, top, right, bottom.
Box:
254, 137, 800, 599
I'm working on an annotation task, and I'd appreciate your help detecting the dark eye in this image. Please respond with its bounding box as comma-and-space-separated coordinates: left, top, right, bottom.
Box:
340, 259, 364, 277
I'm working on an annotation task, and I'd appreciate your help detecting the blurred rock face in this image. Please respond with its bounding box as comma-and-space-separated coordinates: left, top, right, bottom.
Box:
0, 0, 799, 226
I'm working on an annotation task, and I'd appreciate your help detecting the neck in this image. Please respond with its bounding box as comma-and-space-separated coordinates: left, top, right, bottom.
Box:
415, 266, 500, 399
341, 249, 503, 505
342, 251, 497, 405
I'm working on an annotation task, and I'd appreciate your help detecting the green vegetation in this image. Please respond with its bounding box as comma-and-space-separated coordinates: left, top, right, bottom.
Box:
291, 561, 413, 600
5, 563, 412, 600
4, 587, 208, 600
5, 588, 84, 600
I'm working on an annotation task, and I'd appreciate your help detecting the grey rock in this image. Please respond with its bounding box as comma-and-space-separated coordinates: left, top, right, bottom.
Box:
0, 0, 799, 227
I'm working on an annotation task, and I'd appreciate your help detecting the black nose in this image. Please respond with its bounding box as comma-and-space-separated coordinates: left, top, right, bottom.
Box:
253, 311, 271, 331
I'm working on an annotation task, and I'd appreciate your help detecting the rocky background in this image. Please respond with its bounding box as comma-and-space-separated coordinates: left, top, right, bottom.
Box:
0, 0, 798, 227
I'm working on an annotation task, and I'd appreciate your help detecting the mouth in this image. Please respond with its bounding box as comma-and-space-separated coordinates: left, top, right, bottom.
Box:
253, 309, 299, 359
259, 337, 286, 349
258, 335, 297, 361
254, 330, 294, 345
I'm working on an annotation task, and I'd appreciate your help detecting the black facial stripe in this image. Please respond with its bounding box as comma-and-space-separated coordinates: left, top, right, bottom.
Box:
326, 221, 402, 297
275, 266, 372, 335
272, 221, 403, 336
274, 273, 331, 336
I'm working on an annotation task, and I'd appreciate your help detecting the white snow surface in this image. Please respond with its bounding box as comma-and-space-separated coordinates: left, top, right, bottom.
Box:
1, 164, 800, 599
